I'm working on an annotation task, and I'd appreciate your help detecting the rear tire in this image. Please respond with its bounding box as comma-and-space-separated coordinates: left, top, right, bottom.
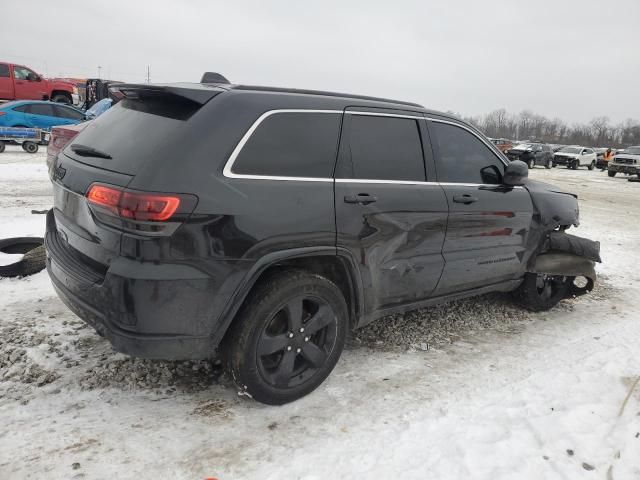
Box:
0, 141, 5, 153
571, 160, 578, 170
513, 272, 570, 312
608, 170, 616, 177
545, 158, 553, 169
528, 158, 535, 169
223, 270, 348, 405
22, 141, 38, 153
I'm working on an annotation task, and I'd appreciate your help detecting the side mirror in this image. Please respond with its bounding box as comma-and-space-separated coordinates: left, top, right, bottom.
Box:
27, 73, 40, 82
504, 160, 528, 186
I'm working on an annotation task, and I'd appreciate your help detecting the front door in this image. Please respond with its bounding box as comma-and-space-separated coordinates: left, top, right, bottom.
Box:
334, 110, 448, 316
12, 65, 44, 100
428, 119, 534, 296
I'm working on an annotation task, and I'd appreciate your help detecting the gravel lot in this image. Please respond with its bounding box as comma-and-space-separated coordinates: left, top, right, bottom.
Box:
1, 146, 639, 479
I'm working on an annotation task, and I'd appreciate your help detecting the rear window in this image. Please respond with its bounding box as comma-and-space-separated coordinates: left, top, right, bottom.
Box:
231, 112, 341, 178
63, 99, 196, 175
0, 64, 9, 78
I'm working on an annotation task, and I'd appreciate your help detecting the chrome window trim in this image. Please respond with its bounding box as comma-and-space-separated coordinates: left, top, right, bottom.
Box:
222, 109, 517, 188
345, 111, 424, 120
425, 116, 510, 167
222, 109, 342, 181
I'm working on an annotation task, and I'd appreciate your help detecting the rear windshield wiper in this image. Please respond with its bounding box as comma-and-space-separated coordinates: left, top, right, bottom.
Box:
70, 144, 112, 159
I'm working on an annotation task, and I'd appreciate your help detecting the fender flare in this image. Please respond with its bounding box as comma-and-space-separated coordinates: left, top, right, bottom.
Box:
211, 247, 365, 347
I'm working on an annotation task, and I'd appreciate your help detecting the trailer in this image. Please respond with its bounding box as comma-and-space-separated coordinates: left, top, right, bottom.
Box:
0, 127, 49, 153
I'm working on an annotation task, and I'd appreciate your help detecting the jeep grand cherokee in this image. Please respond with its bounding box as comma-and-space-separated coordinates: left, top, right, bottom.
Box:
45, 81, 600, 404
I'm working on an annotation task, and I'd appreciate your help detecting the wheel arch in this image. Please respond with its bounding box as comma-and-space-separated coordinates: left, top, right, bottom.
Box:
213, 247, 364, 348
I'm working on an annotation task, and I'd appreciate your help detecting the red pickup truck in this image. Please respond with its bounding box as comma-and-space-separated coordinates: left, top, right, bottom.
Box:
0, 62, 79, 105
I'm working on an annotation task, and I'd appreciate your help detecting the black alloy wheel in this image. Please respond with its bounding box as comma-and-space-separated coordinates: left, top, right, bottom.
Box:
224, 270, 348, 405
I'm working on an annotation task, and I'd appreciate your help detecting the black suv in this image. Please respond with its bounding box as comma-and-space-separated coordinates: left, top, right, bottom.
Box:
45, 82, 600, 404
506, 143, 554, 169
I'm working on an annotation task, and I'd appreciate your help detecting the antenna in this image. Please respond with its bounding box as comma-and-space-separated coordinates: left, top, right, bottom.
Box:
97, 66, 102, 79
146, 65, 150, 83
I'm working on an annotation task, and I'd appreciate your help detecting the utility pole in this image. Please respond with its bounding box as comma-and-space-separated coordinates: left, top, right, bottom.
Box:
97, 66, 102, 79
146, 65, 150, 83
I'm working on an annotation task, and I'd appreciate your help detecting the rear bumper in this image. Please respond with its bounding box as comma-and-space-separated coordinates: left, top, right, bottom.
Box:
44, 210, 245, 360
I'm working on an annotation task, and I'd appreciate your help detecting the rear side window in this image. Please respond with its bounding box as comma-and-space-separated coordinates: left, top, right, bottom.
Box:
0, 64, 9, 78
431, 122, 504, 184
232, 112, 341, 178
28, 104, 55, 117
13, 105, 30, 113
54, 105, 85, 120
336, 115, 425, 181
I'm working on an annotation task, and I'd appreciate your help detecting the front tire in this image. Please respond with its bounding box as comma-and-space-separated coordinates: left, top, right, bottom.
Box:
545, 158, 553, 169
528, 158, 535, 169
588, 160, 595, 171
608, 170, 616, 177
513, 272, 570, 312
224, 270, 348, 405
22, 141, 38, 153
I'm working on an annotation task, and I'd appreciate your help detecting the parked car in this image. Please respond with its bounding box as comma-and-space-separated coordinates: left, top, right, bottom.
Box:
46, 99, 113, 169
553, 146, 597, 170
607, 146, 640, 177
45, 81, 600, 405
0, 62, 79, 105
488, 138, 512, 153
0, 100, 86, 130
506, 143, 554, 168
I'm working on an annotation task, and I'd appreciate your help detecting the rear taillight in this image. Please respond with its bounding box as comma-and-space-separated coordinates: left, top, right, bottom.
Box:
0, 112, 6, 116
86, 183, 197, 233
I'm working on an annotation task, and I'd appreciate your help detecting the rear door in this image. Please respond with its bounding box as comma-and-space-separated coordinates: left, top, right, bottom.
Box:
334, 110, 448, 314
0, 63, 13, 99
428, 118, 533, 296
24, 103, 59, 129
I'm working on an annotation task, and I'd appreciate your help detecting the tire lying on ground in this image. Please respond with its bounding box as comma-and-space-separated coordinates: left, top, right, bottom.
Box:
0, 237, 46, 278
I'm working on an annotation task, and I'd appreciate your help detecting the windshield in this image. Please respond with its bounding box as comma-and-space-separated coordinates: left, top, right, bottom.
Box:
559, 146, 582, 154
513, 143, 532, 150
622, 146, 640, 155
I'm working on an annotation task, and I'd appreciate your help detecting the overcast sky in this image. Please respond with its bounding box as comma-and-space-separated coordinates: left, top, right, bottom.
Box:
2, 0, 638, 124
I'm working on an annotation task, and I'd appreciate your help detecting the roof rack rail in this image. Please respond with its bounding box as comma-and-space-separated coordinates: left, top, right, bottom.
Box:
231, 85, 423, 108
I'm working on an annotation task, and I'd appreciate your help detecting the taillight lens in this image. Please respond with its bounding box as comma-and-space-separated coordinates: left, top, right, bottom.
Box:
86, 183, 196, 224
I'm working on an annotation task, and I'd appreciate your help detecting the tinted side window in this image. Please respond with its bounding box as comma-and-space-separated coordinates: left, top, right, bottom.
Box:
232, 112, 341, 178
13, 105, 30, 113
337, 115, 425, 181
54, 105, 85, 120
0, 64, 9, 78
28, 104, 55, 116
431, 122, 504, 184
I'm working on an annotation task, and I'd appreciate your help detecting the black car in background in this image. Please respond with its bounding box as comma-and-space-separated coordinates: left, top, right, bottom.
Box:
506, 143, 554, 169
45, 81, 600, 404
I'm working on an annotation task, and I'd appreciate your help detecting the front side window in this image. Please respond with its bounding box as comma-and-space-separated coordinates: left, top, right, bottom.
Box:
54, 105, 85, 120
231, 112, 341, 178
13, 67, 34, 80
28, 104, 55, 117
336, 115, 425, 181
431, 122, 504, 184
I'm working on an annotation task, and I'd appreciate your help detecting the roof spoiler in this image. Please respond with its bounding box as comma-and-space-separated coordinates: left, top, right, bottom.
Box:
200, 72, 230, 84
109, 83, 222, 105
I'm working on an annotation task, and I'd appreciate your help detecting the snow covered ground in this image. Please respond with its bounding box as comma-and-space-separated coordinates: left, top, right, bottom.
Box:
1, 144, 639, 480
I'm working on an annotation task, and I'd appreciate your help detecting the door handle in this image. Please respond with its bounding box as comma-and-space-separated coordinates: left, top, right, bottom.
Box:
452, 194, 478, 204
344, 193, 377, 205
